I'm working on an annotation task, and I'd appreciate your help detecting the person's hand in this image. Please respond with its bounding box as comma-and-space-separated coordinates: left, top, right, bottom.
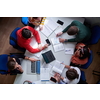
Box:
38, 44, 42, 50
59, 38, 66, 43
42, 44, 48, 50
54, 73, 61, 82
39, 25, 43, 31
29, 58, 38, 62
56, 32, 63, 37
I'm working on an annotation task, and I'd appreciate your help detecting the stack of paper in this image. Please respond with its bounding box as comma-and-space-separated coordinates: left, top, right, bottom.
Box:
40, 62, 52, 81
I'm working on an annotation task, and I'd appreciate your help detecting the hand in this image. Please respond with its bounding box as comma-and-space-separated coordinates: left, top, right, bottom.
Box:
39, 25, 43, 31
59, 38, 65, 43
29, 58, 38, 62
38, 44, 42, 50
42, 44, 48, 50
56, 32, 63, 37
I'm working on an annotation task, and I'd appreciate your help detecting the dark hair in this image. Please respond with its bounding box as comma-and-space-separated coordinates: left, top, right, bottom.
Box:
7, 60, 16, 70
79, 46, 90, 59
67, 26, 78, 35
22, 28, 31, 39
32, 17, 38, 19
66, 68, 79, 80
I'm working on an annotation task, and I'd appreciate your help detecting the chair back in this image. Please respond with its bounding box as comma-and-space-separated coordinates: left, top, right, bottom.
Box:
0, 54, 9, 74
90, 25, 100, 44
81, 50, 93, 69
9, 27, 26, 52
21, 17, 28, 25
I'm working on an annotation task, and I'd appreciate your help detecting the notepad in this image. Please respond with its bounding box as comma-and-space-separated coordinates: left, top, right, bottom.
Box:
51, 37, 64, 52
65, 48, 74, 54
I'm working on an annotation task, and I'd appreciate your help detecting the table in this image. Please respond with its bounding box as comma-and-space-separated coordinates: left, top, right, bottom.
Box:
14, 17, 84, 84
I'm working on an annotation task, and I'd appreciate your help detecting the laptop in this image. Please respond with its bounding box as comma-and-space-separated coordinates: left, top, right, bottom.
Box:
27, 61, 40, 75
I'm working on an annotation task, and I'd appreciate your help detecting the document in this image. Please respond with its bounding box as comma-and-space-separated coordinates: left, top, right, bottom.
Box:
65, 48, 74, 54
51, 37, 64, 52
41, 19, 59, 37
50, 60, 65, 75
40, 62, 52, 81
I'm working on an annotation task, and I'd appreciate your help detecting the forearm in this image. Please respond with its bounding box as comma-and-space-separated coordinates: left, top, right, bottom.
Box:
65, 65, 71, 69
40, 17, 46, 25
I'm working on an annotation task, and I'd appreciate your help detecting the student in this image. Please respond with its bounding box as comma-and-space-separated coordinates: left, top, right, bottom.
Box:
28, 17, 46, 31
51, 64, 81, 84
7, 53, 38, 75
56, 20, 91, 43
70, 43, 90, 67
16, 26, 48, 53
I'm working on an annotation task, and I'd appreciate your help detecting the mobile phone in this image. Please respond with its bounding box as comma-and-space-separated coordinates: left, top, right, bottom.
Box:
45, 39, 51, 45
50, 77, 57, 83
57, 20, 64, 25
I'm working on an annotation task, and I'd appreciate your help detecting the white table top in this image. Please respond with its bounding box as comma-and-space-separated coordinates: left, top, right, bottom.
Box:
14, 17, 84, 84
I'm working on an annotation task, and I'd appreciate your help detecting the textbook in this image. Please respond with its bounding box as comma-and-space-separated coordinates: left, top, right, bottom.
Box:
50, 60, 65, 75
51, 37, 64, 52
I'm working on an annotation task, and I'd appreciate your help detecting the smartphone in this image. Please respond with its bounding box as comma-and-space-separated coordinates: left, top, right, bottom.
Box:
45, 39, 51, 45
57, 20, 64, 25
50, 77, 57, 83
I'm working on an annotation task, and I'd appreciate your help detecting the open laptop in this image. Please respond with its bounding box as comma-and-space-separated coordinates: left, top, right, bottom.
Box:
27, 61, 40, 75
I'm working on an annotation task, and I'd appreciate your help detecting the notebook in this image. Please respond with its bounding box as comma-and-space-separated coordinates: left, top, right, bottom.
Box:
27, 60, 40, 75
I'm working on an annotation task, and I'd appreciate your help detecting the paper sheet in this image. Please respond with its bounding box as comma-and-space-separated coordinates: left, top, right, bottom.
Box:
65, 48, 74, 54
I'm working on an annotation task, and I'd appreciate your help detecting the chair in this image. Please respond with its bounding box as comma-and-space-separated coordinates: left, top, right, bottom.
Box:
78, 70, 87, 84
9, 27, 26, 52
81, 50, 93, 69
85, 25, 100, 45
21, 17, 28, 26
0, 54, 9, 75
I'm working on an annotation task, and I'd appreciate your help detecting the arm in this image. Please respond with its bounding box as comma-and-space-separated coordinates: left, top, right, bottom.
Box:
64, 65, 71, 69
40, 17, 46, 25
24, 56, 38, 62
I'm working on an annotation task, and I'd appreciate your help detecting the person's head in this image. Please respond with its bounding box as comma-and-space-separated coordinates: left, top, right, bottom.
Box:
21, 28, 31, 39
66, 68, 79, 80
67, 26, 78, 35
75, 46, 90, 59
7, 59, 21, 70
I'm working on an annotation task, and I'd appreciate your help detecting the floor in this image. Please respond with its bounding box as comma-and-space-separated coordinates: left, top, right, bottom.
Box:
0, 17, 100, 84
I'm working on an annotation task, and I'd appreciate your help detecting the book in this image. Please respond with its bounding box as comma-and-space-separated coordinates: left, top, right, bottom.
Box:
51, 37, 64, 52
65, 48, 74, 54
42, 50, 56, 64
50, 60, 65, 75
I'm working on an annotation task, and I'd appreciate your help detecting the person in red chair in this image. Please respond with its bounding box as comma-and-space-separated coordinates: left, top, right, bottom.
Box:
16, 26, 48, 53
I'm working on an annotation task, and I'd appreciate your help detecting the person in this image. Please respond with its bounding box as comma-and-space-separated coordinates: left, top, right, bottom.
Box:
16, 26, 48, 53
28, 17, 46, 31
70, 43, 90, 67
7, 53, 38, 75
56, 20, 91, 43
51, 64, 81, 84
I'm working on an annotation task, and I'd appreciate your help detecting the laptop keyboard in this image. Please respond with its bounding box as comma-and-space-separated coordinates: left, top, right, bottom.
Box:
31, 62, 36, 73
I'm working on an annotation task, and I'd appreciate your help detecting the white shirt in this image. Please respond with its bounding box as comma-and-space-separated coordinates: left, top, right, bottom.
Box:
63, 66, 81, 84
